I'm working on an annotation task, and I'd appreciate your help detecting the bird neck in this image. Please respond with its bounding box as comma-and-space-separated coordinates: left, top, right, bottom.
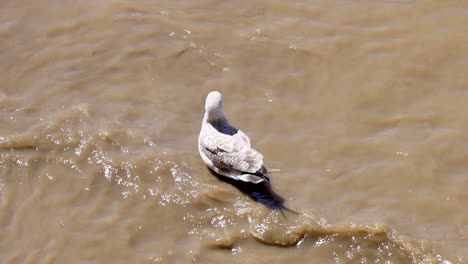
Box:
206, 109, 227, 124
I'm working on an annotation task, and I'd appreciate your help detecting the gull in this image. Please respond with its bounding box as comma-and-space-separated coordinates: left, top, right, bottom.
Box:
198, 91, 270, 184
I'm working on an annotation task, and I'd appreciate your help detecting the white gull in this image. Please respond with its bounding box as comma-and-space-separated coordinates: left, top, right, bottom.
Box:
198, 91, 269, 184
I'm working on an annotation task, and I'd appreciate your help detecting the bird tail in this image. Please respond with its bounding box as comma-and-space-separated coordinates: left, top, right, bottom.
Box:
242, 166, 270, 183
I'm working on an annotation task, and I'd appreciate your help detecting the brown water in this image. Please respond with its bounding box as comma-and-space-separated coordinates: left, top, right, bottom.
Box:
1, 0, 467, 263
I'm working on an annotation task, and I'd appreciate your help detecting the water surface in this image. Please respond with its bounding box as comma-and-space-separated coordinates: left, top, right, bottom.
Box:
1, 0, 467, 263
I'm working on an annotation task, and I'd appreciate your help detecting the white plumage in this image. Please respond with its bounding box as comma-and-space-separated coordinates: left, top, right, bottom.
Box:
198, 91, 269, 184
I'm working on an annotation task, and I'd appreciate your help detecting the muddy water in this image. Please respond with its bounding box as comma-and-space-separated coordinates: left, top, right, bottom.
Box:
1, 0, 467, 263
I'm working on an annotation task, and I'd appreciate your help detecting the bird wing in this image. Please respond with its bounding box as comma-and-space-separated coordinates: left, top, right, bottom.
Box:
200, 127, 263, 174
233, 129, 251, 147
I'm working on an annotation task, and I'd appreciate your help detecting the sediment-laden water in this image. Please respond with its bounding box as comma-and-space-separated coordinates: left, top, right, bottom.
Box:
1, 0, 467, 263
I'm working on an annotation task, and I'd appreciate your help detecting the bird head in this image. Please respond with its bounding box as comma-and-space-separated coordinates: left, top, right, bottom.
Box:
205, 91, 223, 114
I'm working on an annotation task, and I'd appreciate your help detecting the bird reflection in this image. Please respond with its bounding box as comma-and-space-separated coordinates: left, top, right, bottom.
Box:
208, 168, 297, 216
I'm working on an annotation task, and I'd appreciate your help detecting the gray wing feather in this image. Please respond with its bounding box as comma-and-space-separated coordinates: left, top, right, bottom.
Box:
201, 128, 263, 174
234, 129, 251, 147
